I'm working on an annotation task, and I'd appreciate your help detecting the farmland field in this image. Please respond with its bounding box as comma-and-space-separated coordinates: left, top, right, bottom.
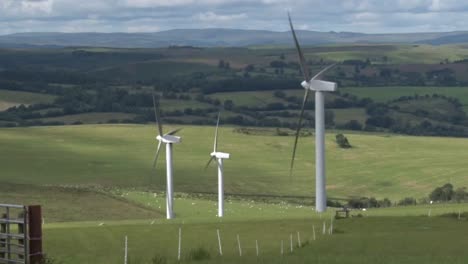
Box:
40, 201, 468, 263
0, 89, 56, 110
345, 85, 468, 102
314, 44, 468, 64
40, 112, 137, 124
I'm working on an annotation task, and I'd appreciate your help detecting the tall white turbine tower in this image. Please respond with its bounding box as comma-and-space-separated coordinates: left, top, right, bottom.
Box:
288, 14, 338, 213
205, 113, 230, 217
151, 94, 183, 219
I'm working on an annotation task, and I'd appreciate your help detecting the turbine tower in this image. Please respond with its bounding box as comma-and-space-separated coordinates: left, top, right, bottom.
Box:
151, 94, 182, 219
288, 14, 338, 213
205, 113, 230, 217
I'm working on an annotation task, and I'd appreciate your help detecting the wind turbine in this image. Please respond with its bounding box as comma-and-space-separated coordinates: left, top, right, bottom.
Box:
151, 94, 183, 219
205, 113, 230, 217
288, 14, 338, 213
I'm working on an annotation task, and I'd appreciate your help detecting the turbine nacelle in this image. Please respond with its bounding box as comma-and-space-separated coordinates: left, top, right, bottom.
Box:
301, 79, 337, 92
211, 151, 230, 159
156, 134, 181, 144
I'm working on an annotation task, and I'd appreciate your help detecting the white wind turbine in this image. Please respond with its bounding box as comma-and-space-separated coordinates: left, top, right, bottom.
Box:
151, 94, 183, 219
205, 113, 230, 217
288, 14, 338, 213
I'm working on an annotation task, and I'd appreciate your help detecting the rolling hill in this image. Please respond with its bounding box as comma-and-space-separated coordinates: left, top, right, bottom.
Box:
1, 124, 467, 200
1, 29, 468, 48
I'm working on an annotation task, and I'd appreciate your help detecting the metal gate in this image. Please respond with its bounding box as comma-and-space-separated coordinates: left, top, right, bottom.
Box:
0, 204, 42, 264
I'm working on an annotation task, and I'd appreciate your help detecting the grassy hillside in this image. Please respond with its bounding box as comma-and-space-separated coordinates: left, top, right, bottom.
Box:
314, 44, 468, 64
0, 184, 161, 222
344, 86, 468, 113
1, 124, 468, 200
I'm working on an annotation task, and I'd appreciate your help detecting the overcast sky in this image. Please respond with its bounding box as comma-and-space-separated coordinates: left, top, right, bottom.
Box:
1, 0, 468, 35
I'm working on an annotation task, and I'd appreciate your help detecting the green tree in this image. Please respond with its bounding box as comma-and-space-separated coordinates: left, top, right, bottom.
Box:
429, 183, 455, 202
335, 133, 351, 148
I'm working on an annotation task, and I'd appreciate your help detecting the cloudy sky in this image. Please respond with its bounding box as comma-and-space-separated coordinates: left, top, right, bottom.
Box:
1, 0, 468, 35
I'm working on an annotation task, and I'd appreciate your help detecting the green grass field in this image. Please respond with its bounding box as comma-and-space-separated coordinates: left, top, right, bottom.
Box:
40, 200, 468, 264
1, 124, 468, 200
0, 89, 56, 111
1, 125, 468, 263
345, 86, 468, 106
333, 108, 368, 125
0, 184, 160, 222
344, 86, 468, 102
207, 90, 342, 107
40, 112, 137, 124
314, 44, 468, 64
91, 60, 221, 82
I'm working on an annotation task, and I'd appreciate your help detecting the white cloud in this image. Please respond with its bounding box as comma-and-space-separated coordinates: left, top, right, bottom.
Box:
2, 0, 468, 34
195, 11, 247, 22
0, 0, 53, 18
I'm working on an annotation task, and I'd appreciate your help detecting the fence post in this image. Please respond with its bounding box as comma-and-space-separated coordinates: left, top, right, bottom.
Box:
236, 234, 242, 257
124, 236, 128, 264
0, 213, 6, 259
216, 229, 223, 256
281, 240, 284, 256
178, 227, 182, 261
28, 205, 43, 264
289, 234, 293, 253
297, 232, 301, 248
255, 240, 259, 257
312, 225, 316, 241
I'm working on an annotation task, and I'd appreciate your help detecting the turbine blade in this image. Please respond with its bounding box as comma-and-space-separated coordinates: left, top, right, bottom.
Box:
311, 63, 337, 81
290, 89, 310, 177
288, 12, 311, 82
152, 94, 163, 136
165, 128, 183, 136
214, 112, 220, 152
152, 141, 163, 169
204, 156, 216, 170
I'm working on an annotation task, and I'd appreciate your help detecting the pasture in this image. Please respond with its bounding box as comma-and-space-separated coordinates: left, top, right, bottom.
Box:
344, 86, 468, 109
313, 44, 468, 64
41, 201, 468, 263
40, 112, 137, 124
1, 124, 468, 263
1, 124, 468, 200
0, 89, 55, 111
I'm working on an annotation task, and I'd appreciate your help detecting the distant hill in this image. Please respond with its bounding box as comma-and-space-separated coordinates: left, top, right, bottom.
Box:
0, 29, 467, 48
419, 33, 468, 45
